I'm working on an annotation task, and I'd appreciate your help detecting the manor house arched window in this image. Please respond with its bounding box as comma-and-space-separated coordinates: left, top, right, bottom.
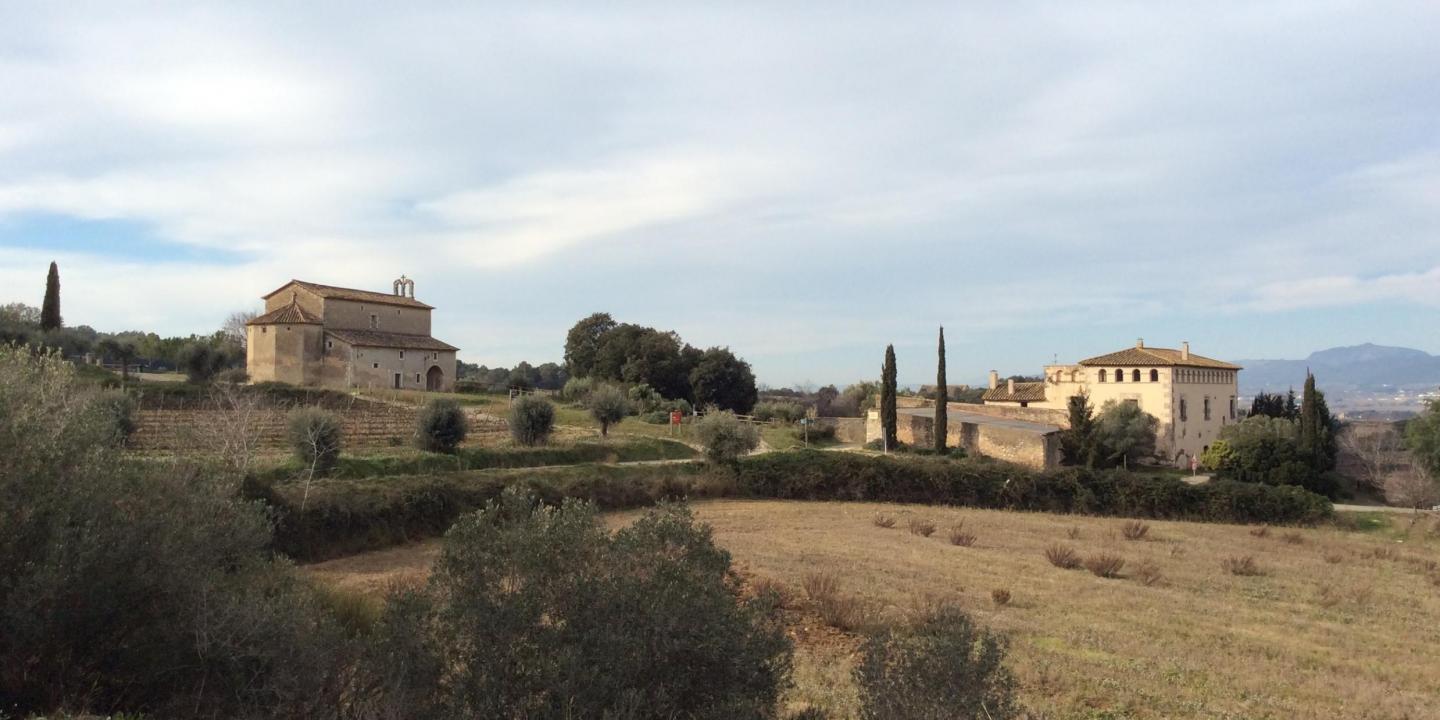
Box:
1132, 369, 1141, 382
1115, 368, 1124, 382
1150, 369, 1159, 382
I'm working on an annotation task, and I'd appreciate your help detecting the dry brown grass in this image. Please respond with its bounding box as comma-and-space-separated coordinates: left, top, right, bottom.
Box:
1250, 525, 1271, 538
871, 512, 896, 529
1133, 560, 1164, 587
1044, 543, 1082, 570
990, 588, 1012, 606
1121, 519, 1150, 541
308, 501, 1440, 719
1065, 526, 1081, 540
907, 517, 937, 538
1084, 553, 1126, 578
1281, 531, 1305, 545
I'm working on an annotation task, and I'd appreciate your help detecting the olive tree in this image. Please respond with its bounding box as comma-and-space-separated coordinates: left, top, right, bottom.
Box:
587, 384, 631, 437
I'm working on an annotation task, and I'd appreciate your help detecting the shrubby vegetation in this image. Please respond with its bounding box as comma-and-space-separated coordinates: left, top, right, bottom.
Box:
0, 346, 349, 718
855, 603, 1016, 720
458, 359, 568, 392
752, 400, 807, 423
288, 406, 344, 476
1204, 379, 1342, 498
92, 388, 137, 446
1094, 400, 1159, 468
508, 395, 556, 446
695, 410, 762, 464
357, 490, 793, 719
418, 398, 468, 453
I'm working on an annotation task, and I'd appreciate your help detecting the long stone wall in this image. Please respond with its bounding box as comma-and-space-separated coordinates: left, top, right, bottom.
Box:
130, 399, 506, 453
865, 409, 1060, 470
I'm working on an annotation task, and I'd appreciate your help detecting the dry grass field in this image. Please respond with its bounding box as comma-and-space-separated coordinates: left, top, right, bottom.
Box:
305, 500, 1440, 720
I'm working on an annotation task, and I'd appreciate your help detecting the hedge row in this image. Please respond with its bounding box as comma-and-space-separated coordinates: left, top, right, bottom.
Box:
735, 452, 1333, 526
264, 450, 1333, 562
254, 438, 697, 484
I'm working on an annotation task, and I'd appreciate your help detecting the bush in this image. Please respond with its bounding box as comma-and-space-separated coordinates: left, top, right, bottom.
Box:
1045, 544, 1081, 569
627, 383, 661, 413
990, 588, 1011, 606
872, 512, 896, 528
287, 407, 343, 476
560, 376, 594, 403
215, 367, 249, 384
732, 451, 1333, 525
587, 384, 630, 437
1121, 520, 1150, 540
907, 517, 937, 537
854, 603, 1017, 720
1085, 554, 1125, 578
417, 398, 467, 453
0, 347, 348, 718
1223, 555, 1265, 576
507, 395, 556, 446
946, 523, 975, 547
358, 490, 792, 718
695, 410, 761, 464
92, 389, 137, 446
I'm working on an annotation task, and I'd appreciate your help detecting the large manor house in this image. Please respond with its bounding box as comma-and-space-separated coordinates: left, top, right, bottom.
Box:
983, 339, 1240, 463
245, 277, 458, 392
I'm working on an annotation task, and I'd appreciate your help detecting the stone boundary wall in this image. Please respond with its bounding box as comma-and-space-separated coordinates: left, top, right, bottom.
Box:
946, 401, 1069, 428
130, 399, 508, 453
865, 410, 1061, 471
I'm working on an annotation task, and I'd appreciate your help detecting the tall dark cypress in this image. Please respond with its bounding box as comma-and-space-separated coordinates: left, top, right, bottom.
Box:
934, 326, 948, 452
881, 344, 898, 450
40, 261, 61, 331
1298, 372, 1335, 472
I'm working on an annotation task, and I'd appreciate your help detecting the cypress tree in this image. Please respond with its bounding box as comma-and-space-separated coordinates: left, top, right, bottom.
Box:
1298, 372, 1336, 472
1061, 394, 1098, 467
881, 344, 898, 450
934, 327, 948, 453
40, 261, 61, 331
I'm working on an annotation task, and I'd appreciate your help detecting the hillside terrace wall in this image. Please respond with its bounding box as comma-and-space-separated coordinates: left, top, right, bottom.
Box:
865, 408, 1061, 470
130, 399, 506, 453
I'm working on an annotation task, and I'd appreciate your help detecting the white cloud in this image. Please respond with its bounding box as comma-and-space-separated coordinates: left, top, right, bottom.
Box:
1245, 266, 1440, 312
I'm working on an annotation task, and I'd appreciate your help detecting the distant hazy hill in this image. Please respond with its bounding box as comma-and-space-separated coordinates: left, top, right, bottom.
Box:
1236, 343, 1440, 393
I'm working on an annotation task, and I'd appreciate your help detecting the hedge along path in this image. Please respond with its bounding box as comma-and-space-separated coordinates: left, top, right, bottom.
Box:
266, 450, 1333, 563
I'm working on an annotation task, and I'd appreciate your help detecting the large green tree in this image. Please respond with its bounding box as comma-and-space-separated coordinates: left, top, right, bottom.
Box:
689, 347, 758, 413
563, 312, 617, 377
881, 344, 897, 450
40, 261, 61, 331
934, 327, 948, 453
1094, 400, 1158, 469
1405, 399, 1440, 478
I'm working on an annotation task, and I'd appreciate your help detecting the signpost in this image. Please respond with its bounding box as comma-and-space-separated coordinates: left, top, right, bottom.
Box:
670, 409, 682, 437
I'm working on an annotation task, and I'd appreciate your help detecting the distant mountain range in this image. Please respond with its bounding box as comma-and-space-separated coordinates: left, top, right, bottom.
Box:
1235, 344, 1440, 394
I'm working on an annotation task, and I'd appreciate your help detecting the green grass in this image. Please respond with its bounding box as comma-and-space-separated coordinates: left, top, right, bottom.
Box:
256, 437, 696, 484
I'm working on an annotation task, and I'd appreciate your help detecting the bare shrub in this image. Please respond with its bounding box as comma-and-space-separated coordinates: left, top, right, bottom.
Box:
947, 523, 976, 547
1084, 554, 1125, 579
1364, 547, 1401, 561
872, 512, 896, 529
1324, 552, 1344, 564
1133, 561, 1164, 587
1250, 525, 1271, 538
749, 576, 792, 608
1385, 466, 1440, 510
802, 572, 841, 603
1066, 526, 1081, 540
1044, 544, 1081, 569
817, 593, 876, 633
908, 517, 937, 538
1282, 531, 1305, 545
990, 588, 1011, 606
1121, 520, 1150, 541
1223, 555, 1265, 576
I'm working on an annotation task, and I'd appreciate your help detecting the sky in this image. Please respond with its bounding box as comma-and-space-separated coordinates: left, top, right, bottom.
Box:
1, 1, 1437, 388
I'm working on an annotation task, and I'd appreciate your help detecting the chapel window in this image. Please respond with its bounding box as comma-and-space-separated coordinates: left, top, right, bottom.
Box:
1204, 397, 1212, 421
1180, 398, 1188, 422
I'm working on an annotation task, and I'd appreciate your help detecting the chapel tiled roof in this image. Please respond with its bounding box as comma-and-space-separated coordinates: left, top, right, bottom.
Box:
325, 329, 459, 352
246, 301, 323, 325
263, 280, 433, 309
1077, 347, 1241, 370
981, 381, 1048, 403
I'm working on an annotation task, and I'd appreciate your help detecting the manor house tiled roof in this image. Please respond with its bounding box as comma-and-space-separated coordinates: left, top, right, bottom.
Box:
264, 280, 434, 310
981, 381, 1048, 403
247, 301, 322, 325
326, 329, 459, 352
1078, 347, 1241, 370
